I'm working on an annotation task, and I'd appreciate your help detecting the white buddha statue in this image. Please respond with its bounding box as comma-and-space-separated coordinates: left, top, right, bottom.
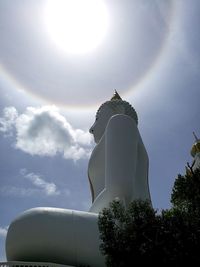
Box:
6, 92, 151, 267
88, 91, 151, 212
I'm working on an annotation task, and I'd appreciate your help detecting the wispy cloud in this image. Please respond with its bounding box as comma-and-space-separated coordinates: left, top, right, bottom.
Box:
0, 170, 62, 198
0, 226, 8, 238
20, 168, 60, 196
0, 106, 93, 161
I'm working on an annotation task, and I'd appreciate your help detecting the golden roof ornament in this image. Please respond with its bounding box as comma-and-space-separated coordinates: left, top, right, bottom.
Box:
110, 90, 122, 101
191, 131, 200, 157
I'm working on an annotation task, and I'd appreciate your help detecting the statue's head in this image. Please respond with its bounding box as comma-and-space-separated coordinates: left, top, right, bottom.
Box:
89, 91, 138, 143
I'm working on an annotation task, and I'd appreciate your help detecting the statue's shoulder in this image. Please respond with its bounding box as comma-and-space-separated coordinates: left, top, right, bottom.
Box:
106, 114, 137, 131
105, 114, 138, 143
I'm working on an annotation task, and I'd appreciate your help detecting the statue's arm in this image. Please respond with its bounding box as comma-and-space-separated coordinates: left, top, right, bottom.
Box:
105, 114, 139, 205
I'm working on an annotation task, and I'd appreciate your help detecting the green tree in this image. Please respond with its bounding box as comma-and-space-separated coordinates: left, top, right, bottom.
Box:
98, 167, 200, 266
98, 199, 160, 267
171, 166, 200, 214
169, 166, 200, 264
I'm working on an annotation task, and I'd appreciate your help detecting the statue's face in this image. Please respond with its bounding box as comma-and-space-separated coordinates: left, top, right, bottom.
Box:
89, 104, 115, 143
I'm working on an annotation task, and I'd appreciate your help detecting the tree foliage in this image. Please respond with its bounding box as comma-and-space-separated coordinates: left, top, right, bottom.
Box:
171, 167, 200, 214
98, 167, 200, 266
98, 200, 159, 266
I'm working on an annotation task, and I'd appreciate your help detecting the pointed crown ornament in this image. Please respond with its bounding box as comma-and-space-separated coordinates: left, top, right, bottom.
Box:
110, 90, 122, 101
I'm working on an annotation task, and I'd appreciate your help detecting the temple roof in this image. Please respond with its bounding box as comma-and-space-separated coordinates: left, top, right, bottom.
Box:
191, 132, 200, 157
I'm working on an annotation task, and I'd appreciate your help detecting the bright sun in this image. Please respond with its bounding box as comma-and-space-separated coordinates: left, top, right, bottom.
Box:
44, 0, 109, 54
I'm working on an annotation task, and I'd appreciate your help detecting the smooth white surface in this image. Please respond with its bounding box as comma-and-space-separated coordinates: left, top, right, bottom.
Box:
6, 208, 104, 267
6, 99, 151, 267
89, 114, 150, 213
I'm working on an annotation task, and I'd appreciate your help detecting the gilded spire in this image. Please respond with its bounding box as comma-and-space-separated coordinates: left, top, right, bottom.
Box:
110, 90, 122, 101
191, 131, 200, 157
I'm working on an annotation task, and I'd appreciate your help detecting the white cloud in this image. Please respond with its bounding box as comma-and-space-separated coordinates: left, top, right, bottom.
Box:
0, 169, 61, 198
0, 226, 8, 238
0, 107, 18, 135
0, 106, 93, 161
20, 169, 60, 196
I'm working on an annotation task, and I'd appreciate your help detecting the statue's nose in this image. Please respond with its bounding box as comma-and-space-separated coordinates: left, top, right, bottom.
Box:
89, 127, 94, 134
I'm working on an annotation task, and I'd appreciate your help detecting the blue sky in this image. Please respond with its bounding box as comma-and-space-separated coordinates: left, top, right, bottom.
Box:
0, 0, 200, 261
